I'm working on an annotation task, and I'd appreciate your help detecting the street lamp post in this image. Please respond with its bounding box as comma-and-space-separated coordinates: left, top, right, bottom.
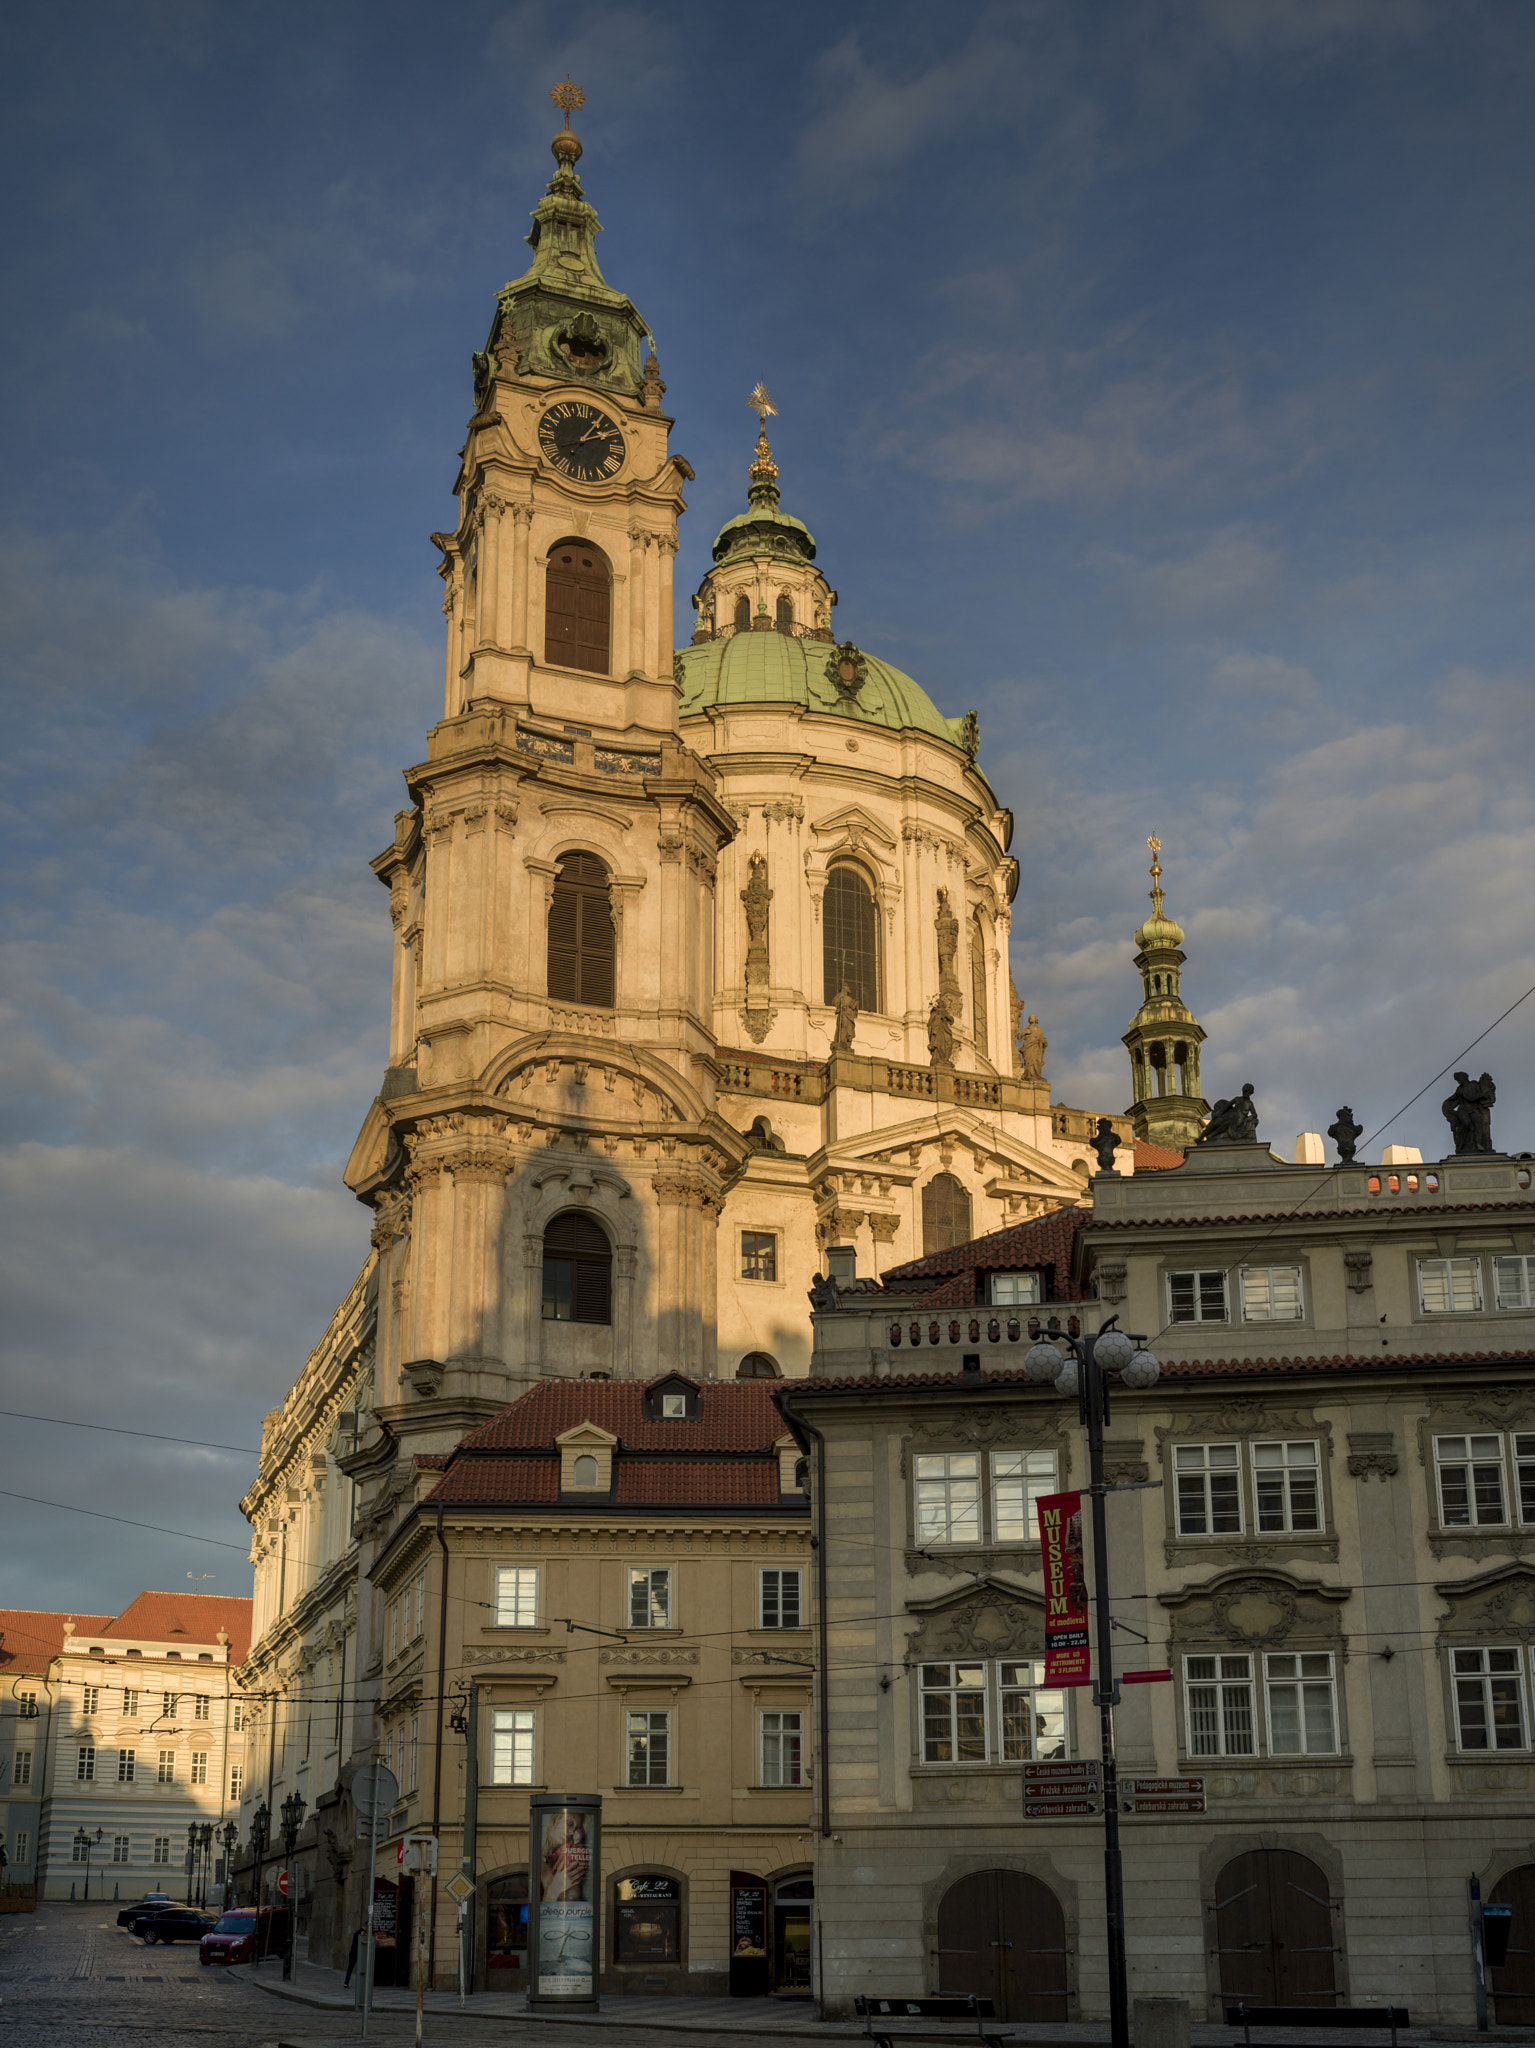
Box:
197, 1823, 214, 1907
73, 1826, 102, 1902
219, 1820, 238, 1903
279, 1790, 306, 1982
250, 1803, 269, 1952
185, 1822, 198, 1905
1023, 1316, 1161, 2048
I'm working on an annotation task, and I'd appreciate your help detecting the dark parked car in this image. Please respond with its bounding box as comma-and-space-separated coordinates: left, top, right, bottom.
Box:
199, 1905, 290, 1965
116, 1895, 182, 1928
134, 1906, 213, 1945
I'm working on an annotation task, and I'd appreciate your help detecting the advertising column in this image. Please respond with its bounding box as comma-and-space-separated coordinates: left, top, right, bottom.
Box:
526, 1794, 601, 2012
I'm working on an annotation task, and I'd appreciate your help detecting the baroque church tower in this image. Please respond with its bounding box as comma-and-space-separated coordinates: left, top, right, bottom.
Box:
1122, 838, 1208, 1151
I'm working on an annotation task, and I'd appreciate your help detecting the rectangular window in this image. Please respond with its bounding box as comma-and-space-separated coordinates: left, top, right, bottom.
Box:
13, 1749, 32, 1786
626, 1709, 670, 1786
760, 1710, 804, 1786
11, 1832, 28, 1866
193, 1694, 210, 1721
1436, 1435, 1508, 1526
990, 1271, 1042, 1306
389, 1603, 397, 1658
190, 1751, 209, 1785
1495, 1256, 1535, 1310
628, 1567, 671, 1629
1174, 1443, 1242, 1535
759, 1569, 803, 1629
408, 1715, 419, 1792
1167, 1270, 1229, 1323
117, 1749, 136, 1783
495, 1565, 540, 1627
122, 1688, 140, 1717
1453, 1648, 1527, 1750
415, 1573, 425, 1638
71, 1835, 89, 1862
1185, 1654, 1256, 1756
991, 1449, 1059, 1542
1252, 1441, 1322, 1533
1265, 1653, 1339, 1754
920, 1663, 988, 1763
661, 1392, 687, 1419
913, 1452, 982, 1545
1517, 1435, 1535, 1525
490, 1708, 536, 1785
1000, 1659, 1068, 1762
232, 1701, 244, 1732
77, 1746, 96, 1781
158, 1750, 176, 1783
1418, 1257, 1483, 1313
1241, 1266, 1304, 1322
82, 1685, 100, 1716
16, 1690, 37, 1718
112, 1835, 131, 1865
230, 1763, 243, 1802
152, 1837, 171, 1866
162, 1692, 177, 1720
741, 1231, 778, 1282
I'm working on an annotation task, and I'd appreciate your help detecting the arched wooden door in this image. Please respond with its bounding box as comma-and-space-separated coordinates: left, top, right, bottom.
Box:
1490, 1865, 1535, 2024
936, 1870, 1068, 2021
1214, 1850, 1337, 2007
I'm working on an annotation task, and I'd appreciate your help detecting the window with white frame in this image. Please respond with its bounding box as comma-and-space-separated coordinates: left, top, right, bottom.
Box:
112, 1835, 131, 1864
1252, 1441, 1322, 1532
415, 1573, 425, 1638
77, 1746, 96, 1781
117, 1749, 136, 1782
1185, 1654, 1256, 1755
913, 1453, 982, 1544
1265, 1653, 1339, 1753
1241, 1266, 1304, 1322
82, 1685, 100, 1716
992, 1450, 1059, 1541
161, 1692, 177, 1719
158, 1750, 175, 1783
626, 1709, 670, 1785
1418, 1257, 1483, 1313
919, 1659, 1069, 1765
232, 1700, 244, 1731
760, 1568, 803, 1629
491, 1708, 536, 1785
153, 1837, 171, 1865
1494, 1256, 1535, 1309
13, 1749, 33, 1786
628, 1567, 671, 1629
495, 1565, 539, 1627
71, 1835, 90, 1861
921, 1663, 987, 1763
190, 1751, 209, 1785
1174, 1444, 1242, 1535
408, 1715, 419, 1791
11, 1831, 28, 1866
193, 1694, 210, 1721
1452, 1647, 1527, 1749
1000, 1660, 1068, 1761
760, 1710, 803, 1785
122, 1688, 140, 1717
16, 1690, 37, 1719
1167, 1270, 1229, 1323
990, 1272, 1042, 1306
1431, 1434, 1535, 1527
230, 1763, 243, 1802
661, 1392, 687, 1419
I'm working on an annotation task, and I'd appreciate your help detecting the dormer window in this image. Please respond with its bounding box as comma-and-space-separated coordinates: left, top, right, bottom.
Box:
661, 1394, 687, 1420
643, 1375, 701, 1422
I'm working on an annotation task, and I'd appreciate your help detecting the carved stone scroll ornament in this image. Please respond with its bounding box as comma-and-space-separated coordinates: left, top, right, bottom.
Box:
1436, 1566, 1535, 1646
826, 641, 867, 701
1343, 1248, 1374, 1293
1346, 1431, 1398, 1481
1162, 1570, 1350, 1649
906, 1592, 1047, 1661
599, 1646, 701, 1666
462, 1646, 567, 1668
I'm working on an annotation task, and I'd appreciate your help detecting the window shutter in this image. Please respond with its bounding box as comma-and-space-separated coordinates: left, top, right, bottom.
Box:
543, 1212, 612, 1326
734, 593, 751, 629
547, 852, 616, 1008
545, 545, 611, 676
921, 1173, 972, 1255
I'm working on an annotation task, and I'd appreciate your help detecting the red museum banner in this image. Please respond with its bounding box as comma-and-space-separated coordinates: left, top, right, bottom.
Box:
1037, 1489, 1091, 1686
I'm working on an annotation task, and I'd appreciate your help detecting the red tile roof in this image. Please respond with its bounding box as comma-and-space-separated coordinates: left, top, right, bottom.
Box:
102, 1592, 254, 1663
1134, 1140, 1186, 1171
427, 1456, 561, 1505
1085, 1196, 1535, 1231
614, 1461, 782, 1506
787, 1347, 1534, 1395
453, 1379, 790, 1454
0, 1610, 113, 1673
879, 1207, 1091, 1299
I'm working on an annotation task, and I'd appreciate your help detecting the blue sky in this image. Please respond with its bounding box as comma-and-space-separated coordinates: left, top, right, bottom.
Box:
3, 0, 1533, 1611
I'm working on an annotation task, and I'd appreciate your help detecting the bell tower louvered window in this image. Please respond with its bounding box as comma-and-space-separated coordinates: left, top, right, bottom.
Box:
776, 593, 793, 632
547, 852, 616, 1008
734, 592, 751, 630
922, 1173, 972, 1256
545, 540, 611, 675
970, 913, 989, 1059
822, 865, 881, 1014
542, 1213, 612, 1324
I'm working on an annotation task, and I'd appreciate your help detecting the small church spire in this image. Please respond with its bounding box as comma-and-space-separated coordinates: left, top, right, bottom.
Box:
1122, 833, 1208, 1150
746, 382, 781, 509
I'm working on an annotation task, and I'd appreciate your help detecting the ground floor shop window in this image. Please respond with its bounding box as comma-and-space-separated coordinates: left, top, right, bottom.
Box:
614, 1874, 681, 1965
486, 1872, 529, 1975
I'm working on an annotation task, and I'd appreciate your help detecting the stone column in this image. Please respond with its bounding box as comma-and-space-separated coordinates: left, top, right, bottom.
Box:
627, 523, 648, 677
478, 493, 505, 648
441, 574, 459, 716
403, 1146, 450, 1367
656, 533, 678, 685
509, 503, 533, 656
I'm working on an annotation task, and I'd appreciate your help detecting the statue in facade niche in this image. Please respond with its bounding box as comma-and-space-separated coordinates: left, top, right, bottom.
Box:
1198, 1083, 1259, 1145
832, 982, 859, 1051
927, 997, 955, 1069
741, 853, 772, 989
1442, 1071, 1497, 1155
935, 887, 960, 992
1018, 1013, 1048, 1083
1328, 1106, 1364, 1163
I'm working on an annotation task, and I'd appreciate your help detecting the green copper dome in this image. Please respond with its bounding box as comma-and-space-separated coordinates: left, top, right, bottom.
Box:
674, 632, 972, 749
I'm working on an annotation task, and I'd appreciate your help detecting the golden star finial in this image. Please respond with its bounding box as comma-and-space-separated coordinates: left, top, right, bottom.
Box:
550, 78, 586, 130
747, 381, 778, 428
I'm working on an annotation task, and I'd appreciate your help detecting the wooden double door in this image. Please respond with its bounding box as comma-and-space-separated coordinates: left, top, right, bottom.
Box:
1214, 1850, 1337, 2007
936, 1870, 1068, 2022
1490, 1865, 1535, 2024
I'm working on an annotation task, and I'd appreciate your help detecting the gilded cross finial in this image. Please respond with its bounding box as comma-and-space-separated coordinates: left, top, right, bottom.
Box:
550, 78, 586, 130
1147, 833, 1165, 916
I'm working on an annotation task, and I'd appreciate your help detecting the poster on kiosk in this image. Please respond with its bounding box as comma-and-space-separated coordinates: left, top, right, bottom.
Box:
527, 1793, 602, 2011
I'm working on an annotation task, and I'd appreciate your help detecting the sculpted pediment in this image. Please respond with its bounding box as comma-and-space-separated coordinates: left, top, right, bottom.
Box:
1160, 1568, 1351, 1647
809, 804, 897, 852
906, 1584, 1047, 1660
1436, 1563, 1535, 1644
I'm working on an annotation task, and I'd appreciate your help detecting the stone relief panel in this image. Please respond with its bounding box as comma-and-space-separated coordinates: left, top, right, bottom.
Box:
1435, 1565, 1535, 1646
906, 1589, 1048, 1661
1161, 1570, 1351, 1651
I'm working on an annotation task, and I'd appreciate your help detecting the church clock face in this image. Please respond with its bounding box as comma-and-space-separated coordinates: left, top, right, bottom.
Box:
539, 401, 626, 483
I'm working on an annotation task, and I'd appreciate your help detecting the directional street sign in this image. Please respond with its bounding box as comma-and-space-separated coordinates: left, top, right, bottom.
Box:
1122, 1775, 1205, 1814
1022, 1761, 1102, 1817
1022, 1761, 1100, 1786
1023, 1796, 1102, 1817
443, 1871, 475, 1906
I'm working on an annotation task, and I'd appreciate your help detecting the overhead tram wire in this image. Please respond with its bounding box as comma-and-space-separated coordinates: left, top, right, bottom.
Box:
0, 1410, 261, 1455
0, 1488, 252, 1552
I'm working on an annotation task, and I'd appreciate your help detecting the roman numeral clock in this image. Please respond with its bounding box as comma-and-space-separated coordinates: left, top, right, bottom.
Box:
539, 400, 626, 482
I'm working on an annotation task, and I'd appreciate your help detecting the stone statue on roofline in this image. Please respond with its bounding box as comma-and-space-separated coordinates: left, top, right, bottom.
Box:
1197, 1082, 1259, 1145
1441, 1071, 1497, 1155
1090, 1118, 1122, 1174
1328, 1106, 1364, 1163
1018, 1012, 1047, 1083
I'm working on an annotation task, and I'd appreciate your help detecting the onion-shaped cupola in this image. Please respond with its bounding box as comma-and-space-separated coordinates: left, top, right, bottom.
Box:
1122, 837, 1208, 1150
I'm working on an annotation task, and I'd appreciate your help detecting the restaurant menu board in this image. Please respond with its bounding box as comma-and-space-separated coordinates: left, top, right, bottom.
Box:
732, 1880, 767, 1959
1037, 1490, 1091, 1686
536, 1807, 595, 1997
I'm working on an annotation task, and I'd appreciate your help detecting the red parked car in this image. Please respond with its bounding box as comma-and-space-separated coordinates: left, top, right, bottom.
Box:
199, 1906, 290, 1965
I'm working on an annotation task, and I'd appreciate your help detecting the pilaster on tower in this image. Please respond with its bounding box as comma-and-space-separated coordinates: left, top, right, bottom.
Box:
1122, 836, 1209, 1150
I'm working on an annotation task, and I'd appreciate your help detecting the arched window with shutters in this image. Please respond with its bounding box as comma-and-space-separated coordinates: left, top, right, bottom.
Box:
922, 1173, 972, 1256
822, 864, 881, 1014
547, 851, 616, 1008
733, 592, 751, 631
776, 592, 794, 633
541, 1213, 612, 1324
545, 540, 611, 675
970, 912, 990, 1060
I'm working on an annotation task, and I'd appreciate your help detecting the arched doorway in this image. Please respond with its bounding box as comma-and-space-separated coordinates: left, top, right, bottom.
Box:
1214, 1849, 1337, 2007
1490, 1865, 1535, 2024
936, 1869, 1068, 2021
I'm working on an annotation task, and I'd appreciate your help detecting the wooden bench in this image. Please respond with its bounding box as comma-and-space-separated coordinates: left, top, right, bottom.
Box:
1226, 2003, 1411, 2048
855, 1993, 1014, 2048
